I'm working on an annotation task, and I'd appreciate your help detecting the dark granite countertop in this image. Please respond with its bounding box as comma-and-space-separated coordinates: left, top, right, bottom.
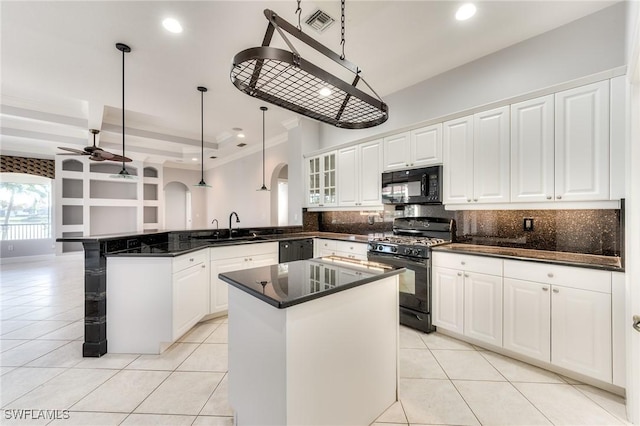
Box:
218, 256, 404, 309
433, 243, 623, 272
102, 232, 372, 257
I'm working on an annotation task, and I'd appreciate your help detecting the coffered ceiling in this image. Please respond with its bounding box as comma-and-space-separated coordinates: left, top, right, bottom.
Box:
0, 0, 617, 168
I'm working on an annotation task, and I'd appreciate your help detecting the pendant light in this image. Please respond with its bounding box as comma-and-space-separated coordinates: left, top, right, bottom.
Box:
231, 1, 388, 129
257, 106, 269, 191
110, 42, 136, 179
194, 86, 211, 187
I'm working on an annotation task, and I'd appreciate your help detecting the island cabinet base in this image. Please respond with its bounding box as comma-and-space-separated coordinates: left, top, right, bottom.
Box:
228, 276, 399, 426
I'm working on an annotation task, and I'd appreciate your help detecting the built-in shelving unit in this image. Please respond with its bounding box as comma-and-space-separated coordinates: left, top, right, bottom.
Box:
55, 158, 164, 254
142, 166, 162, 232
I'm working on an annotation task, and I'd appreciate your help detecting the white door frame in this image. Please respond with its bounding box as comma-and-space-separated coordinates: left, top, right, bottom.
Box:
625, 7, 640, 423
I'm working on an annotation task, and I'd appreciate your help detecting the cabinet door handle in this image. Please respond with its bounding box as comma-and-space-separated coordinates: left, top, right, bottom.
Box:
467, 199, 471, 202
201, 264, 205, 268
542, 287, 549, 291
547, 273, 554, 278
633, 315, 640, 332
473, 199, 478, 202
464, 273, 469, 278
556, 195, 562, 200
457, 272, 462, 276
461, 261, 466, 265
189, 258, 194, 262
552, 288, 559, 293
249, 258, 253, 261
546, 196, 552, 200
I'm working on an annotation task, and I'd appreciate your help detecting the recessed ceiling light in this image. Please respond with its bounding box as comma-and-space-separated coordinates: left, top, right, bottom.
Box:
192, 157, 199, 161
237, 133, 245, 138
162, 18, 183, 33
318, 87, 332, 97
455, 3, 476, 21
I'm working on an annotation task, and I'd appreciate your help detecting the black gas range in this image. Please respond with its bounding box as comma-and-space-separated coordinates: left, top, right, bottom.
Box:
367, 217, 455, 333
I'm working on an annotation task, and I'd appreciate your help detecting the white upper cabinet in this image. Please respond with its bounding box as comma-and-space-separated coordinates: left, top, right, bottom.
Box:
306, 151, 337, 208
338, 139, 382, 207
382, 132, 411, 171
443, 107, 509, 205
443, 115, 474, 204
473, 106, 510, 203
411, 124, 443, 168
359, 140, 384, 206
554, 80, 610, 201
383, 125, 442, 171
510, 95, 555, 202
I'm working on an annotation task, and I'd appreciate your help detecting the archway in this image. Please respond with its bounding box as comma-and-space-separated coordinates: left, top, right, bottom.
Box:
270, 163, 288, 226
164, 181, 191, 230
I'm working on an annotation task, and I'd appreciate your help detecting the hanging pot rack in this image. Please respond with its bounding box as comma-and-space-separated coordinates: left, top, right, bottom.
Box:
231, 8, 388, 129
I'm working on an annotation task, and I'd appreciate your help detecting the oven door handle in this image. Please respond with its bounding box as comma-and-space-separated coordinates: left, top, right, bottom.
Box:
368, 254, 428, 268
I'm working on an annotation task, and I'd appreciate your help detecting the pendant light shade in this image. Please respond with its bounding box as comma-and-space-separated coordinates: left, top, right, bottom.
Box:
110, 42, 136, 180
194, 86, 211, 187
257, 106, 269, 191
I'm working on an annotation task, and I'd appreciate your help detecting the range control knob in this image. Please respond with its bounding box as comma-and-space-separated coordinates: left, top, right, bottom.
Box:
377, 245, 385, 251
413, 248, 422, 256
390, 246, 398, 253
404, 248, 412, 255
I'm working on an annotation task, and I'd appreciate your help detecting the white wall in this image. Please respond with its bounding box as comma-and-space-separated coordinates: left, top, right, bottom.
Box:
318, 2, 627, 148
163, 167, 207, 230
205, 141, 289, 228
287, 119, 320, 225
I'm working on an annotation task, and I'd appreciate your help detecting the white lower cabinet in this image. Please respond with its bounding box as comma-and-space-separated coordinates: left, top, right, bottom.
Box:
173, 255, 209, 339
209, 242, 278, 314
550, 284, 611, 382
464, 272, 503, 347
106, 248, 209, 354
432, 266, 464, 334
503, 278, 551, 362
433, 252, 619, 386
503, 259, 613, 383
313, 238, 367, 260
432, 252, 503, 346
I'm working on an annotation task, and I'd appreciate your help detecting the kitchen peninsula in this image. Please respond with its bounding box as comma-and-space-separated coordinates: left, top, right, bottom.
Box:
219, 257, 403, 426
57, 228, 372, 357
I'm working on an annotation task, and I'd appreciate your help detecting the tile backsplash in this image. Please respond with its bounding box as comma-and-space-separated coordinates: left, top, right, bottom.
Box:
304, 206, 621, 257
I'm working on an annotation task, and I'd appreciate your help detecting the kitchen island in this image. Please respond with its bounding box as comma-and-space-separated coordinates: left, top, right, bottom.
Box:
219, 257, 403, 426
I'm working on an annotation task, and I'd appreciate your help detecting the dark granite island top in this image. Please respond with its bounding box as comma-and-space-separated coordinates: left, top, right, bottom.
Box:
218, 256, 405, 309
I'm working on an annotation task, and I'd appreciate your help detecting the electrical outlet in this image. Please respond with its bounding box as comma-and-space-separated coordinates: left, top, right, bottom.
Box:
523, 218, 534, 231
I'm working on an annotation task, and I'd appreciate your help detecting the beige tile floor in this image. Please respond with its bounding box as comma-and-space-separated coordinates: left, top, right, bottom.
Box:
0, 256, 630, 426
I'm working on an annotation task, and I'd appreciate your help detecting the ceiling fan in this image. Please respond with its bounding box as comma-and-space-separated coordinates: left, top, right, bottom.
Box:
57, 129, 132, 162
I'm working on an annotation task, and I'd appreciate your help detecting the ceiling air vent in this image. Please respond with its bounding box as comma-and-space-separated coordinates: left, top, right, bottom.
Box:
305, 9, 335, 33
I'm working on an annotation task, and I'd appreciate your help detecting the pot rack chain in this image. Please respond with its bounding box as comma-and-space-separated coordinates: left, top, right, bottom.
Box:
296, 0, 302, 31
340, 0, 346, 60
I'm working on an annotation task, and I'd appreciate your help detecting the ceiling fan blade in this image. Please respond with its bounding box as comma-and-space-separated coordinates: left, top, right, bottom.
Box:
57, 147, 87, 155
108, 154, 133, 163
93, 150, 116, 160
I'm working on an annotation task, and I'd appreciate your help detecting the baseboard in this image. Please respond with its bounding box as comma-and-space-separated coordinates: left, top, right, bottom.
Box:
0, 252, 82, 265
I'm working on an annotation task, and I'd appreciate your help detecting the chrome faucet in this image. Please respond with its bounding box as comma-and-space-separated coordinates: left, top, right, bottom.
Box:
228, 212, 240, 239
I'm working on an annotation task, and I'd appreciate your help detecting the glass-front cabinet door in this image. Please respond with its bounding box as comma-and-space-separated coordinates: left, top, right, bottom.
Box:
322, 152, 336, 206
308, 157, 321, 206
306, 151, 337, 207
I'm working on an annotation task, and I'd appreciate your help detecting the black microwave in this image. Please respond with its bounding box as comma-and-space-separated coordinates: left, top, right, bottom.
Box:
381, 165, 443, 205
